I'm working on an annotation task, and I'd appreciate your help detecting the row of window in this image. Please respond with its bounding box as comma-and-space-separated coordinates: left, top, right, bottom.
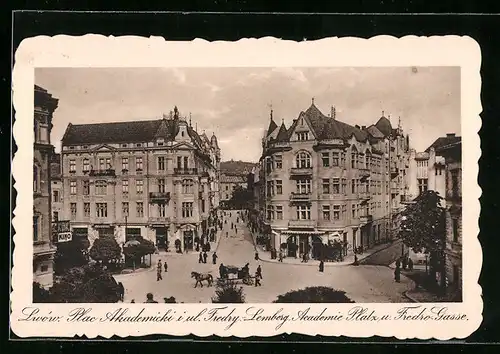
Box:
68, 201, 195, 219
68, 178, 201, 195
265, 178, 391, 196
68, 155, 195, 173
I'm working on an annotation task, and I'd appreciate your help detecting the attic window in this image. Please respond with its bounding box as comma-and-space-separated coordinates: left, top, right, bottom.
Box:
121, 144, 128, 148
83, 145, 89, 149
136, 143, 142, 147
181, 131, 185, 137
69, 146, 75, 150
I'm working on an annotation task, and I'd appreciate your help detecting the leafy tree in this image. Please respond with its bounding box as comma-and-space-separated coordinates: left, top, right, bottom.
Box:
123, 237, 155, 269
397, 190, 446, 288
32, 282, 51, 303
50, 263, 120, 303
212, 282, 245, 303
274, 286, 354, 303
228, 185, 253, 210
89, 236, 122, 265
53, 233, 90, 275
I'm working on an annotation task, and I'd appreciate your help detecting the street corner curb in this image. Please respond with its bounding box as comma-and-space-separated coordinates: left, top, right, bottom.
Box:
403, 290, 419, 303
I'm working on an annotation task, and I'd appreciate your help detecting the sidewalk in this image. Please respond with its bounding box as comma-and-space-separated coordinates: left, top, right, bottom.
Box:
252, 234, 398, 267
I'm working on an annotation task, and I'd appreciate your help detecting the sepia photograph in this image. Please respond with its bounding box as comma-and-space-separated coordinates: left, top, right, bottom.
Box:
32, 66, 462, 305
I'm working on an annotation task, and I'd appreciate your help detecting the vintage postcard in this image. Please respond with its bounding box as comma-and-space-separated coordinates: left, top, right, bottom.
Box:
11, 35, 482, 339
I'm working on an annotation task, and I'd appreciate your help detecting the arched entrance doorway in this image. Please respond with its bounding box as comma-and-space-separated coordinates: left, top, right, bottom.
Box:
312, 235, 324, 260
286, 236, 297, 258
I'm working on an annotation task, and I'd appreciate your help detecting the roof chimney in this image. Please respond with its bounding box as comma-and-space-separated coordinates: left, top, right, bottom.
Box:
446, 133, 456, 138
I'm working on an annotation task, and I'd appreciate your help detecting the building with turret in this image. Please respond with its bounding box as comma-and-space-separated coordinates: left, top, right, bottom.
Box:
60, 106, 221, 253
255, 99, 411, 260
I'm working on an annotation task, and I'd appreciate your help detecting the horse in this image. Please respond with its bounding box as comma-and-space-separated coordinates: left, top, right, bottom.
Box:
117, 282, 125, 302
191, 271, 213, 288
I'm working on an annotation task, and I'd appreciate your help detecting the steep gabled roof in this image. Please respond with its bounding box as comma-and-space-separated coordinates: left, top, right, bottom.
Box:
366, 125, 385, 139
266, 118, 278, 137
426, 134, 461, 153
275, 122, 289, 142
303, 103, 368, 142
374, 116, 393, 137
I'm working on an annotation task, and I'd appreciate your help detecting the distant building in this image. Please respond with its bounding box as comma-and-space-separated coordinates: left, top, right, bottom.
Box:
33, 85, 59, 287
51, 153, 63, 222
60, 107, 221, 253
437, 139, 462, 297
255, 100, 411, 259
220, 173, 247, 203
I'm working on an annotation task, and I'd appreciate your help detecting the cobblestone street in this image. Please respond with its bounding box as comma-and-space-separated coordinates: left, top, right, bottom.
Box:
115, 212, 414, 303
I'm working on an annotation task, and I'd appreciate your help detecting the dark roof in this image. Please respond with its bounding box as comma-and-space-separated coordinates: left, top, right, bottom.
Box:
302, 103, 368, 142
220, 160, 257, 175
366, 125, 385, 139
425, 134, 461, 153
266, 119, 278, 137
275, 122, 289, 142
374, 116, 393, 137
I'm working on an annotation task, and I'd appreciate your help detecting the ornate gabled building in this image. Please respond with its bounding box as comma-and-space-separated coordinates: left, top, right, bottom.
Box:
60, 106, 221, 253
256, 100, 410, 260
33, 85, 59, 287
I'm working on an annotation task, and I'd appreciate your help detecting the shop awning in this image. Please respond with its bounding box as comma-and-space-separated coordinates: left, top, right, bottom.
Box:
281, 230, 324, 235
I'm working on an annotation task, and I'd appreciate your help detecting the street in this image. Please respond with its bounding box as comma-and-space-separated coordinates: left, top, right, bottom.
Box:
115, 211, 414, 303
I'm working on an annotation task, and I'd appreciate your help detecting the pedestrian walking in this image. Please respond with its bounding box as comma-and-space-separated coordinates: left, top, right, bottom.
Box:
163, 260, 168, 273
198, 252, 203, 263
156, 265, 163, 281
219, 263, 225, 279
235, 227, 238, 234
408, 258, 414, 272
301, 253, 308, 263
319, 260, 325, 273
256, 264, 262, 279
395, 258, 401, 269
254, 252, 259, 261
394, 265, 401, 283
279, 251, 283, 262
212, 252, 218, 264
254, 270, 262, 287
144, 293, 158, 303
203, 251, 208, 264
402, 256, 408, 270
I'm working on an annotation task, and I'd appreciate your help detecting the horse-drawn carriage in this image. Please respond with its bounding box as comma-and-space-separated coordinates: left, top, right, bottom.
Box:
217, 264, 254, 286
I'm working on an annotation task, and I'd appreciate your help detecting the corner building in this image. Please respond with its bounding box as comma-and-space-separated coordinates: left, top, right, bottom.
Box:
258, 101, 410, 259
60, 107, 221, 252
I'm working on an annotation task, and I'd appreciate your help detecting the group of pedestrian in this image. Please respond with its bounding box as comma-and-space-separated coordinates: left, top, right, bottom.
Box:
394, 255, 414, 283
157, 259, 168, 281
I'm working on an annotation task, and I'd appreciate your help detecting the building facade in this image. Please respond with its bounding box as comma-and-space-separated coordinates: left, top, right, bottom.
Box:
60, 107, 221, 252
437, 140, 462, 297
220, 174, 248, 204
256, 100, 410, 259
33, 85, 59, 287
51, 153, 63, 222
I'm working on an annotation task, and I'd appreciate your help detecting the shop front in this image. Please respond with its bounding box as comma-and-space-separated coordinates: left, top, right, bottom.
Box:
93, 224, 115, 238
180, 224, 197, 252
151, 224, 168, 251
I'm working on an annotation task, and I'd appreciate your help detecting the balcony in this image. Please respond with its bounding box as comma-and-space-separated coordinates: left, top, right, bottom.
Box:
290, 192, 311, 202
149, 192, 171, 203
288, 219, 316, 229
359, 214, 373, 224
390, 167, 399, 178
149, 216, 171, 224
89, 169, 116, 177
359, 168, 371, 179
174, 167, 198, 176
290, 167, 313, 176
358, 192, 371, 202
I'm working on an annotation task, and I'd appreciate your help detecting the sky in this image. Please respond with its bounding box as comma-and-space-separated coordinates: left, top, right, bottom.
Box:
36, 67, 460, 162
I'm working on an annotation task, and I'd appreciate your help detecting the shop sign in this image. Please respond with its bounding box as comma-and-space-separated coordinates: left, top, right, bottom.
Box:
57, 232, 72, 243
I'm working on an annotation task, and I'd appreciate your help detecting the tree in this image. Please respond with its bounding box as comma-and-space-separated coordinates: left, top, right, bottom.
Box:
53, 233, 90, 275
228, 185, 254, 210
397, 190, 446, 289
274, 286, 354, 303
89, 236, 122, 265
33, 282, 51, 303
212, 283, 245, 303
123, 236, 155, 269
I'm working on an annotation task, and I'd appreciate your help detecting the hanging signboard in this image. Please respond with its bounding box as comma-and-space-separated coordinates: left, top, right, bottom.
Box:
56, 220, 71, 233
57, 232, 73, 243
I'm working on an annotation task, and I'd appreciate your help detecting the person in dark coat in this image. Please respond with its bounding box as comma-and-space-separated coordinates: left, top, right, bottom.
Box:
402, 256, 408, 270
235, 227, 238, 234
394, 265, 401, 283
203, 251, 208, 264
254, 252, 259, 261
279, 251, 283, 262
408, 258, 414, 271
156, 264, 163, 281
319, 260, 325, 273
256, 265, 262, 279
395, 258, 401, 269
255, 270, 262, 287
212, 252, 218, 264
198, 252, 203, 263
145, 293, 158, 303
163, 261, 168, 273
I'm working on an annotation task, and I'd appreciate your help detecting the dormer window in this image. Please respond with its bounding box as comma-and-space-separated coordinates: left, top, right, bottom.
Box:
121, 143, 128, 148
83, 145, 89, 149
136, 143, 142, 147
157, 139, 164, 146
297, 132, 309, 141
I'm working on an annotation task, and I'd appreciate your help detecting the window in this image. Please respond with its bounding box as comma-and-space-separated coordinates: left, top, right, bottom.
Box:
182, 179, 193, 193
351, 204, 357, 218
136, 202, 144, 217
183, 156, 188, 169
177, 156, 182, 169
332, 178, 340, 194
182, 202, 194, 218
297, 132, 309, 141
342, 205, 347, 220
99, 158, 105, 171
274, 155, 283, 169
342, 178, 347, 194
333, 205, 340, 220
136, 143, 142, 147
435, 167, 442, 176
266, 181, 274, 196
296, 179, 311, 194
33, 215, 39, 241
69, 160, 76, 172
158, 204, 167, 217
158, 156, 166, 171
106, 158, 112, 169
96, 203, 107, 218
322, 205, 331, 220
351, 149, 358, 169
201, 199, 206, 213
84, 203, 90, 217
275, 180, 283, 195
322, 152, 330, 167
296, 205, 311, 220
95, 180, 107, 195
70, 180, 77, 195
452, 219, 459, 243
276, 205, 283, 220
33, 165, 39, 192
266, 157, 273, 172
322, 179, 330, 194
296, 152, 311, 168
225, 185, 229, 191
158, 178, 166, 193
121, 143, 128, 148
451, 170, 459, 198
157, 139, 164, 146
136, 180, 144, 194
122, 157, 129, 171
332, 152, 339, 166
83, 158, 90, 172
122, 202, 129, 216
417, 178, 428, 195
267, 205, 275, 220
340, 152, 346, 167
136, 157, 143, 171
53, 190, 60, 202
83, 180, 90, 195
122, 180, 129, 194
351, 179, 356, 194
70, 203, 77, 219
